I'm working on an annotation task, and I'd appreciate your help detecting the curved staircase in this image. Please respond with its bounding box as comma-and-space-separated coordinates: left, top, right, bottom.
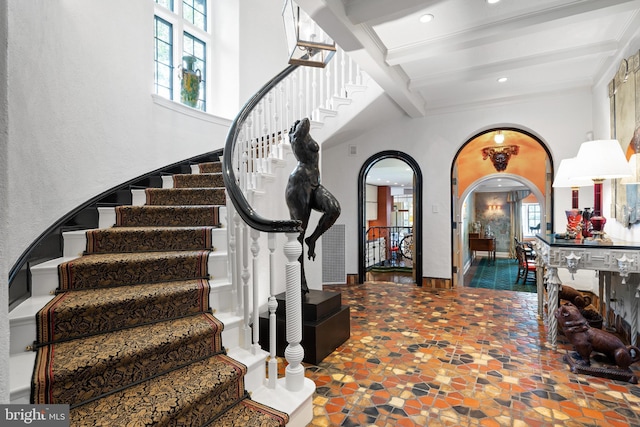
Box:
19, 159, 289, 426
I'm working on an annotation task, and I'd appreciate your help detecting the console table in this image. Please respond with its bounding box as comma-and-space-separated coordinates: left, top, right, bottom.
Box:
470, 237, 496, 265
535, 234, 640, 350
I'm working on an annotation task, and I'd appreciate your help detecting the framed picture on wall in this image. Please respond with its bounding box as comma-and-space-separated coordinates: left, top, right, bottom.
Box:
610, 50, 640, 226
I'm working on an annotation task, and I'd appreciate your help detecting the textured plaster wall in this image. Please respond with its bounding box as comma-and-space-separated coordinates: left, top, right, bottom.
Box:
322, 90, 593, 280
1, 0, 8, 404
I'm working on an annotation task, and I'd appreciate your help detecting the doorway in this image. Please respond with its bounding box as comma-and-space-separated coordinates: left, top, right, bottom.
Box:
451, 129, 553, 287
358, 151, 423, 285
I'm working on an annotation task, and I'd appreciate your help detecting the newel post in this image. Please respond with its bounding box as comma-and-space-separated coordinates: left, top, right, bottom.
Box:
283, 232, 305, 391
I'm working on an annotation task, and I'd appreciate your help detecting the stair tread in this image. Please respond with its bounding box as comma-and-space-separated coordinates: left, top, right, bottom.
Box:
211, 397, 289, 426
33, 313, 225, 405
115, 205, 222, 227
37, 279, 211, 344
145, 187, 226, 206
69, 354, 249, 426
86, 226, 217, 253
58, 250, 211, 290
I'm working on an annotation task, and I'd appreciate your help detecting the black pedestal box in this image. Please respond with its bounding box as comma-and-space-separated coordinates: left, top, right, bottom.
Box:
258, 290, 350, 365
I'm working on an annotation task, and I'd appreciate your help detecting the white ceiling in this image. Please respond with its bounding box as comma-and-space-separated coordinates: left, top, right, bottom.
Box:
299, 0, 640, 117
300, 0, 640, 192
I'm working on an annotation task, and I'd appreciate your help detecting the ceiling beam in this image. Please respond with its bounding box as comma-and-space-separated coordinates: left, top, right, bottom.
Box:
408, 41, 620, 88
296, 0, 428, 117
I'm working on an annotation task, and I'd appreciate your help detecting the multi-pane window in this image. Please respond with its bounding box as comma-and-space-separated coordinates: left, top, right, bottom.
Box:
183, 0, 206, 31
522, 203, 541, 236
153, 0, 209, 111
154, 17, 173, 99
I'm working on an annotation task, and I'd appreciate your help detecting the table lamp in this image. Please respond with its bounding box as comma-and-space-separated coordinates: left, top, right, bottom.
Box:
572, 139, 633, 242
552, 157, 592, 238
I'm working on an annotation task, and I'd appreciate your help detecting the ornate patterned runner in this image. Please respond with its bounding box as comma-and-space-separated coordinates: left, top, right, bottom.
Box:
115, 205, 221, 227
86, 226, 215, 253
31, 161, 288, 426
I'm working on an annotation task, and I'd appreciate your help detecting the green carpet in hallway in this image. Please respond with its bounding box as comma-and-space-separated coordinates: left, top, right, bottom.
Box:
468, 257, 537, 293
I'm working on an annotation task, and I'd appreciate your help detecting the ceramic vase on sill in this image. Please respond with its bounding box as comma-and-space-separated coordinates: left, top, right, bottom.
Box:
180, 55, 201, 108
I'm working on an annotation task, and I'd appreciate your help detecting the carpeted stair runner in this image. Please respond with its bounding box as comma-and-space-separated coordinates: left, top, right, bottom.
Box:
31, 162, 289, 426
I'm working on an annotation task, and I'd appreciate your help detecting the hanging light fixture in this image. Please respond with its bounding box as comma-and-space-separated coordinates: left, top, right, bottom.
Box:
282, 0, 336, 68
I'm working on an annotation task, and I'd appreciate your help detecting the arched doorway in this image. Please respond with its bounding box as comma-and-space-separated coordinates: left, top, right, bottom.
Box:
358, 151, 423, 285
451, 128, 554, 287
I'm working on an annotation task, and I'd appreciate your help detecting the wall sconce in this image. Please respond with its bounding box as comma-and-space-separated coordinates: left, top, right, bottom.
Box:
282, 0, 336, 68
572, 139, 633, 241
481, 145, 519, 172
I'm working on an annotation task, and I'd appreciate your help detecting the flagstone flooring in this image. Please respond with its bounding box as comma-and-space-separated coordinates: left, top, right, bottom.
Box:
301, 279, 640, 426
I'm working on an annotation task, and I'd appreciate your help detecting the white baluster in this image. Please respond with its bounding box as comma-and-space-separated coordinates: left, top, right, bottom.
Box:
340, 50, 347, 97
333, 52, 339, 99
233, 211, 243, 318
227, 202, 238, 314
284, 232, 305, 391
251, 228, 261, 355
311, 68, 318, 121
267, 233, 278, 389
242, 223, 251, 350
325, 66, 331, 109
318, 65, 325, 114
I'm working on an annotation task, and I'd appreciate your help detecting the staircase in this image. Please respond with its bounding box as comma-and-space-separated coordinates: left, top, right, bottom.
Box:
9, 46, 379, 426
10, 159, 290, 426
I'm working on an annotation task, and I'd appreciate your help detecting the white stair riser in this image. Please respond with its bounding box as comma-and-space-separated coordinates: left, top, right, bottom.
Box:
162, 176, 173, 188
98, 207, 116, 228
63, 230, 88, 258
10, 316, 36, 355
208, 282, 235, 314
131, 189, 146, 206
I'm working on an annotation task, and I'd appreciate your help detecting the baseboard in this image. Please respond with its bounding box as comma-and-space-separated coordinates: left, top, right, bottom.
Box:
421, 277, 452, 289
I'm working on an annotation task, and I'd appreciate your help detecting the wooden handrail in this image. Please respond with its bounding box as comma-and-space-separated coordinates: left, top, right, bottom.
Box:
222, 65, 303, 233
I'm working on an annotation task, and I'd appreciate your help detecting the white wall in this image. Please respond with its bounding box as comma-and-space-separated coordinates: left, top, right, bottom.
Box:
239, 0, 290, 104
0, 0, 8, 404
323, 90, 593, 279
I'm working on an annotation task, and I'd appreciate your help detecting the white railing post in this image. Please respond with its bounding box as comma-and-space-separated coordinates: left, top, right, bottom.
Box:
284, 232, 304, 391
251, 228, 261, 355
227, 202, 238, 314
242, 223, 251, 349
267, 233, 278, 389
233, 210, 243, 318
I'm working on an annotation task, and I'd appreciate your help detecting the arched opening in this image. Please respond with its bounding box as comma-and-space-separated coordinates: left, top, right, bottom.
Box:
358, 151, 423, 285
451, 128, 554, 287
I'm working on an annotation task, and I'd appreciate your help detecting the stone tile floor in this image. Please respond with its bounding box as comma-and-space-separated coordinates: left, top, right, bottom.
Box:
298, 281, 640, 426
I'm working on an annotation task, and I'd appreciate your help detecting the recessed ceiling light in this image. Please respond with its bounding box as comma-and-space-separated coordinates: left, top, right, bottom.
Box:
497, 77, 508, 83
419, 14, 434, 23
487, 0, 501, 4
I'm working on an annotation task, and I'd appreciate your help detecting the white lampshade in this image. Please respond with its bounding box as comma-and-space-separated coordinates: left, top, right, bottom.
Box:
572, 139, 633, 180
552, 157, 593, 188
